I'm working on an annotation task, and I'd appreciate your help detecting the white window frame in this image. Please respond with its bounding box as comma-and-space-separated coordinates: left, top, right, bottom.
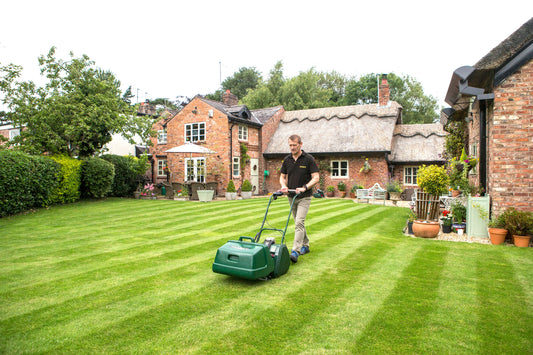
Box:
232, 157, 240, 177
185, 157, 205, 182
404, 166, 419, 186
470, 143, 478, 175
157, 129, 167, 144
9, 128, 20, 140
157, 159, 167, 176
330, 160, 348, 178
185, 122, 206, 142
238, 125, 248, 141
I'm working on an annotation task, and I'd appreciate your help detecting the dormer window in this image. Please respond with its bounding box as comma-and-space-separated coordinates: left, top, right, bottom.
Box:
238, 125, 248, 141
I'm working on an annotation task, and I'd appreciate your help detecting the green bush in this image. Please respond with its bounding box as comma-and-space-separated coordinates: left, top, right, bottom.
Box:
241, 179, 252, 192
81, 157, 115, 199
101, 155, 139, 197
0, 150, 60, 217
416, 164, 449, 196
49, 155, 82, 204
226, 180, 236, 193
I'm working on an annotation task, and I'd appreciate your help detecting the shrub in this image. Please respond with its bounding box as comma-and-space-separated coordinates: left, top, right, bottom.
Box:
501, 208, 533, 236
226, 180, 236, 193
0, 150, 60, 217
417, 164, 449, 196
49, 155, 82, 204
101, 155, 139, 197
241, 179, 252, 192
337, 181, 346, 191
81, 157, 115, 198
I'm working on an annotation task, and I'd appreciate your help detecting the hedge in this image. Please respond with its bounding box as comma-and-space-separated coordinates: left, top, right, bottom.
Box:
80, 157, 115, 199
101, 155, 139, 197
0, 150, 60, 217
49, 155, 82, 204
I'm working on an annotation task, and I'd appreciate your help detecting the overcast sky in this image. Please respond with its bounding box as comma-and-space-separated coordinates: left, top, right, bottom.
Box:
1, 1, 532, 109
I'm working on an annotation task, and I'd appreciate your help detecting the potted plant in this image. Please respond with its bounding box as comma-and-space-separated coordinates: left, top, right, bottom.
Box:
407, 210, 416, 235
487, 213, 508, 245
450, 200, 467, 235
337, 181, 346, 198
502, 208, 532, 247
441, 210, 453, 233
225, 180, 237, 200
241, 179, 253, 199
386, 180, 403, 204
412, 165, 449, 238
360, 158, 371, 173
350, 183, 362, 199
326, 185, 335, 197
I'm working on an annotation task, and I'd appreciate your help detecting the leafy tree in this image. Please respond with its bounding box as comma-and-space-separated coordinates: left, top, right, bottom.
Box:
278, 69, 333, 110
0, 47, 154, 157
206, 66, 262, 102
242, 61, 285, 109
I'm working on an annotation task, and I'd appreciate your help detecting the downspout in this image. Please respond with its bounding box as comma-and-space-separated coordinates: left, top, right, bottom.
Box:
229, 121, 235, 183
479, 100, 487, 195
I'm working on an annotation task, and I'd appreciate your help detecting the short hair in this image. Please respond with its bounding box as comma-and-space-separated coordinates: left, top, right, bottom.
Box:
288, 134, 302, 144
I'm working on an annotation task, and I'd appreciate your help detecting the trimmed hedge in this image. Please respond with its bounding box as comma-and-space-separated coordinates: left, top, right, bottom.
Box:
0, 150, 60, 217
101, 155, 139, 197
81, 157, 115, 199
49, 155, 82, 204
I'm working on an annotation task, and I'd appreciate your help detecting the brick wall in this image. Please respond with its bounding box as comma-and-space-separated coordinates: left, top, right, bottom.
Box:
264, 154, 390, 195
488, 58, 533, 213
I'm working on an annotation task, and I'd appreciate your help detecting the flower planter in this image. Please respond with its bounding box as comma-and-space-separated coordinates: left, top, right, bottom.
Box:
339, 191, 346, 198
442, 224, 452, 233
197, 190, 214, 202
241, 191, 252, 199
513, 235, 531, 248
225, 192, 237, 200
452, 223, 466, 235
412, 220, 440, 238
326, 191, 334, 197
488, 228, 507, 245
407, 221, 414, 235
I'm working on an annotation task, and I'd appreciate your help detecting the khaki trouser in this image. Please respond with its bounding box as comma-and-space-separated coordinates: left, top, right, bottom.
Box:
288, 196, 311, 253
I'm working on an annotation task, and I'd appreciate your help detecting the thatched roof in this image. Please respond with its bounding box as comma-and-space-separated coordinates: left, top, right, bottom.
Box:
389, 124, 447, 163
264, 102, 402, 155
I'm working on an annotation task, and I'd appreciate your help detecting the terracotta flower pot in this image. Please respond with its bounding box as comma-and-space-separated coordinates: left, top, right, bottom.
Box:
488, 228, 507, 245
513, 235, 531, 248
412, 220, 440, 238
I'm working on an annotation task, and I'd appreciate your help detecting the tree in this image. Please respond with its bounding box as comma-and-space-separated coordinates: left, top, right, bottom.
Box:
242, 61, 285, 109
277, 69, 333, 110
206, 66, 262, 102
343, 73, 439, 123
0, 47, 154, 157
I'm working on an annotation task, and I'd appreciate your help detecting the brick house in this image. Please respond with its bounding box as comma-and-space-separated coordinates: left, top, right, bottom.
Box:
442, 18, 533, 213
263, 76, 446, 195
149, 91, 283, 195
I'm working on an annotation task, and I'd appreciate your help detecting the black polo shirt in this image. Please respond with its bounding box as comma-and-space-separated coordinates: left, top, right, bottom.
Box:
280, 150, 319, 198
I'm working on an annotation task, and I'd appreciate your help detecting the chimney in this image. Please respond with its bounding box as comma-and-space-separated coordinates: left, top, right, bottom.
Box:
378, 74, 390, 106
222, 89, 238, 106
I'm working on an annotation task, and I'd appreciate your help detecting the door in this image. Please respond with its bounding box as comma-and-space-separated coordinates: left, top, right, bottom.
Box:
185, 158, 205, 182
250, 158, 259, 195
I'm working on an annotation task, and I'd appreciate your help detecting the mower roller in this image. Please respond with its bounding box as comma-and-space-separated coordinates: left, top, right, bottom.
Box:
212, 190, 298, 280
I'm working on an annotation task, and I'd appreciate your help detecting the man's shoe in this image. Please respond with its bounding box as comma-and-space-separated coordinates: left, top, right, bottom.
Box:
300, 246, 310, 255
290, 250, 299, 263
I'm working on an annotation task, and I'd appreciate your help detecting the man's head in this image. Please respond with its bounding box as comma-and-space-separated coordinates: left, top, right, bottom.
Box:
288, 135, 302, 156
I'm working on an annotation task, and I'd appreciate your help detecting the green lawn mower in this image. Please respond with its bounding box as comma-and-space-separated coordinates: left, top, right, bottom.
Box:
212, 190, 298, 280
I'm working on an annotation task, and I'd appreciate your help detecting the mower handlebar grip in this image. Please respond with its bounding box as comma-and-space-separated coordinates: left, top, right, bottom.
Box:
238, 236, 254, 242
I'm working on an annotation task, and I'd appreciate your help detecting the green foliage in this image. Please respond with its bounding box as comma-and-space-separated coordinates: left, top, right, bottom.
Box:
80, 157, 115, 198
239, 143, 250, 170
337, 181, 346, 191
326, 185, 335, 192
416, 164, 449, 196
450, 201, 467, 223
350, 184, 363, 192
226, 180, 236, 193
101, 155, 140, 197
0, 150, 60, 216
501, 208, 533, 236
0, 47, 153, 157
241, 179, 252, 192
386, 180, 403, 193
49, 154, 82, 204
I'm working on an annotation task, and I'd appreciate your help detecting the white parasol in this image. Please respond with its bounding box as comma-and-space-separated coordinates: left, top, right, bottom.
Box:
165, 142, 215, 154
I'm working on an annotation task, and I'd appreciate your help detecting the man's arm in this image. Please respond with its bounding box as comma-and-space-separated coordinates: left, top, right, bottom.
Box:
279, 173, 288, 193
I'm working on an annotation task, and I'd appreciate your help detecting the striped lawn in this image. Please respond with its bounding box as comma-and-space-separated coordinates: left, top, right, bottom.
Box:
0, 198, 532, 354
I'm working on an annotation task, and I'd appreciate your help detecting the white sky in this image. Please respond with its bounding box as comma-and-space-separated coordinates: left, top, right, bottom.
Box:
1, 0, 532, 108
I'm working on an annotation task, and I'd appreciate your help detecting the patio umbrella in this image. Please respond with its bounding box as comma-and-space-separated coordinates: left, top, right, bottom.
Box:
165, 142, 215, 154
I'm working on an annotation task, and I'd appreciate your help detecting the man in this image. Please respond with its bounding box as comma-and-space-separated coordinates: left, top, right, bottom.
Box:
279, 135, 320, 263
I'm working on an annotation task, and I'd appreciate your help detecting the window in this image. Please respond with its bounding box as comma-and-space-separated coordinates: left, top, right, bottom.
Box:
157, 159, 167, 176
185, 122, 205, 142
185, 158, 205, 182
157, 129, 167, 144
404, 166, 419, 185
9, 128, 20, 140
331, 160, 348, 178
470, 143, 478, 174
238, 125, 248, 141
232, 157, 240, 177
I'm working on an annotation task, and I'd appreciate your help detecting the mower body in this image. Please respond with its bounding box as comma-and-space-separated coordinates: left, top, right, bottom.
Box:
212, 237, 290, 280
